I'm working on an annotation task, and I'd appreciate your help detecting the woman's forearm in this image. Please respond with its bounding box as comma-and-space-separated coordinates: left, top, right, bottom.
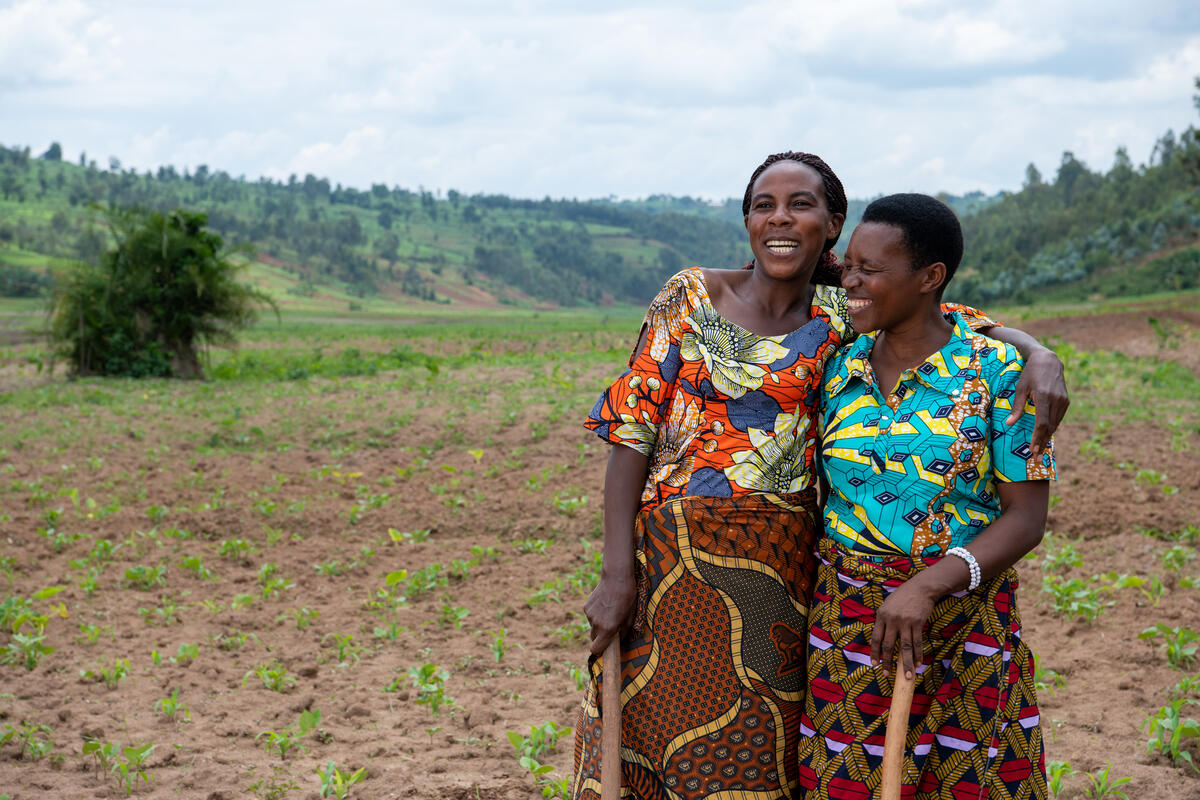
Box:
584, 444, 650, 655
601, 445, 649, 577
981, 324, 1044, 360
871, 481, 1049, 674
906, 480, 1049, 598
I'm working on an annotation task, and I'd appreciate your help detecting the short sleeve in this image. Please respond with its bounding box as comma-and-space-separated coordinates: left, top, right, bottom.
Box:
812, 284, 853, 341
583, 271, 699, 455
988, 357, 1057, 483
943, 302, 1000, 331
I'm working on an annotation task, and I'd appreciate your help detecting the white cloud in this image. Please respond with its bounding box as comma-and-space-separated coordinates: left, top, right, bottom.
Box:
0, 0, 119, 88
1, 1, 1197, 202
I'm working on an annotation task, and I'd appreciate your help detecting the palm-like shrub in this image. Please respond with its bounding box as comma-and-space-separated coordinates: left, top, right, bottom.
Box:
50, 208, 275, 378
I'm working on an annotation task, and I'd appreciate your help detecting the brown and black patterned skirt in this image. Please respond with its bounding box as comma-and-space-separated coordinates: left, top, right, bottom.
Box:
572, 491, 821, 800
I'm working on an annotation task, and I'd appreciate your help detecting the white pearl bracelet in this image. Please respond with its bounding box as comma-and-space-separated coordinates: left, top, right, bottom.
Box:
946, 546, 981, 591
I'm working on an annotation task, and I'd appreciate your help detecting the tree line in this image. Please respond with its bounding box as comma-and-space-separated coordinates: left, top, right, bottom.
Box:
2, 78, 1198, 306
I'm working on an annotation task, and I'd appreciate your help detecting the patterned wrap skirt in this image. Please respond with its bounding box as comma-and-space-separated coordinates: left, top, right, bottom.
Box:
572, 491, 821, 800
797, 537, 1047, 800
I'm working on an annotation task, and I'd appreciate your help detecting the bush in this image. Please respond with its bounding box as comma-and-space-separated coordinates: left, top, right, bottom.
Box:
49, 208, 276, 378
0, 263, 52, 297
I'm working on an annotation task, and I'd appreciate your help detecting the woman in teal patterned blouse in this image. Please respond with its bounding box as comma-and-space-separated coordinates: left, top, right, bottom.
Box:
799, 194, 1056, 800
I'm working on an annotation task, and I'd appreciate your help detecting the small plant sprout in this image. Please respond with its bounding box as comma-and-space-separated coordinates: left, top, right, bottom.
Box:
76, 621, 114, 646
171, 642, 200, 665
322, 633, 361, 665
1141, 575, 1166, 606
244, 661, 295, 692
1047, 760, 1075, 798
372, 613, 404, 640
155, 688, 190, 722
218, 538, 256, 560
508, 722, 573, 799
515, 537, 552, 555
82, 658, 130, 689
407, 662, 454, 715
1038, 533, 1082, 573
1162, 545, 1197, 573
1033, 656, 1067, 696
438, 604, 469, 629
1140, 624, 1200, 670
2, 630, 55, 671
212, 629, 259, 651
114, 742, 156, 796
569, 664, 590, 692
1144, 698, 1200, 770
123, 564, 167, 590
489, 628, 509, 662
179, 555, 215, 580
508, 721, 572, 761
1166, 674, 1200, 702
553, 613, 590, 647
82, 738, 155, 796
278, 606, 321, 630
1041, 576, 1113, 622
0, 720, 55, 760
247, 765, 301, 799
387, 527, 431, 545
551, 492, 587, 517
257, 710, 321, 760
316, 760, 366, 799
1081, 763, 1133, 800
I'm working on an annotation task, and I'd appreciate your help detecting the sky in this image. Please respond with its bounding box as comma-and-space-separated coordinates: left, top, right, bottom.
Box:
2, 0, 1199, 202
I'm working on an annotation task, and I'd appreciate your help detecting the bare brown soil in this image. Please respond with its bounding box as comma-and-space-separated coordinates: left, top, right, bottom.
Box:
0, 309, 1197, 799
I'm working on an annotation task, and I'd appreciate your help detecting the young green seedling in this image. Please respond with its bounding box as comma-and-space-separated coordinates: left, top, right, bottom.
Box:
1140, 624, 1200, 670
489, 628, 509, 662
0, 720, 55, 760
438, 604, 469, 629
406, 663, 453, 715
82, 658, 130, 689
243, 661, 295, 692
322, 633, 360, 665
154, 688, 190, 722
1081, 763, 1132, 799
1046, 760, 1075, 798
278, 606, 321, 630
315, 760, 366, 799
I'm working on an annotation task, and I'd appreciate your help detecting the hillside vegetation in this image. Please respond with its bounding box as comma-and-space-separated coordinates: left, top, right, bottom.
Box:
0, 84, 1197, 310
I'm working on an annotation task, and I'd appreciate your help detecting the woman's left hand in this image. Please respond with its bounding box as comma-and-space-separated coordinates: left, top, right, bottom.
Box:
1008, 347, 1069, 456
870, 580, 937, 680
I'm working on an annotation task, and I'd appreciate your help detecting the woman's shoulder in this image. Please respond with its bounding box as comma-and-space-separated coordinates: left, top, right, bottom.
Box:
648, 268, 708, 315
638, 268, 708, 363
812, 284, 853, 340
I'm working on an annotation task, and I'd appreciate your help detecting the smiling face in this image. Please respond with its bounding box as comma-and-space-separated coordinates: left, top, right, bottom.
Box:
743, 161, 844, 283
840, 222, 945, 334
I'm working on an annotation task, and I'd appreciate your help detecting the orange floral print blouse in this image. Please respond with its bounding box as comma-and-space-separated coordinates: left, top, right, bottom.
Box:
585, 268, 996, 512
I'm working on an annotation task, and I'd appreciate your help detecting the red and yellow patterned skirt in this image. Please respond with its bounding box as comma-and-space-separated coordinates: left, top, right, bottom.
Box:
572, 491, 821, 800
797, 537, 1047, 800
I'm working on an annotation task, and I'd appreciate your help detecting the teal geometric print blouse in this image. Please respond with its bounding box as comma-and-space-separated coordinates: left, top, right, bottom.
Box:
818, 313, 1057, 558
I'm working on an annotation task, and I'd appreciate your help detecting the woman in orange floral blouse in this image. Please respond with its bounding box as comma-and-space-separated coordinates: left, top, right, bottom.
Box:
570, 153, 1067, 800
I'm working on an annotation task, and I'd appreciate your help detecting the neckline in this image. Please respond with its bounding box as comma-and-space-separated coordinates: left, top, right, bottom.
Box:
692, 267, 828, 340
844, 312, 975, 389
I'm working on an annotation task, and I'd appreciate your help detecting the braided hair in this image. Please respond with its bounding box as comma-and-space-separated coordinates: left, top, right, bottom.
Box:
741, 151, 848, 286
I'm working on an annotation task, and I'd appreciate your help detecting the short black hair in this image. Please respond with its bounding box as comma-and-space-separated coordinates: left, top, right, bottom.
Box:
742, 151, 847, 253
860, 193, 963, 293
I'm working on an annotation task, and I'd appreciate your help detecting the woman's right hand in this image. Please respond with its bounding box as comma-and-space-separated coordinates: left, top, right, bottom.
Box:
584, 568, 637, 656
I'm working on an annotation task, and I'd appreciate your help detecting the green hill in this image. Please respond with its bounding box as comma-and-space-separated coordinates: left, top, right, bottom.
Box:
1, 88, 1198, 311
0, 150, 749, 312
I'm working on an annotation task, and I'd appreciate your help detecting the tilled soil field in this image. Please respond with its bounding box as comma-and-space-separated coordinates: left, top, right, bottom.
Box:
0, 308, 1197, 799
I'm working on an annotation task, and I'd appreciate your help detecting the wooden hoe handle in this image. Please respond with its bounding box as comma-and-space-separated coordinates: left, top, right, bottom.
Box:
601, 636, 623, 799
880, 668, 916, 800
